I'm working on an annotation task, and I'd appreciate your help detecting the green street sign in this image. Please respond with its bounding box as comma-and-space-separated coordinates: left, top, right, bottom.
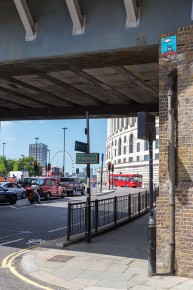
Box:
76, 153, 99, 164
75, 141, 88, 152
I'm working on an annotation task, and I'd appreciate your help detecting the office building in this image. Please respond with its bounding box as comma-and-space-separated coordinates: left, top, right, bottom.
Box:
29, 143, 48, 166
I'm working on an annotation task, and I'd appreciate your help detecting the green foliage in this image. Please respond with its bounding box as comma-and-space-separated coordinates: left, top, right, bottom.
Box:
0, 156, 43, 177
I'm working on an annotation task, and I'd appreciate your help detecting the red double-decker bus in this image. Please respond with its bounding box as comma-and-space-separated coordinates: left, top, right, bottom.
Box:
110, 173, 142, 188
42, 167, 62, 179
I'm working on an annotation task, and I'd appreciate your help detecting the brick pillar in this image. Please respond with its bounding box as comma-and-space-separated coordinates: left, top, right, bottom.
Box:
157, 25, 193, 277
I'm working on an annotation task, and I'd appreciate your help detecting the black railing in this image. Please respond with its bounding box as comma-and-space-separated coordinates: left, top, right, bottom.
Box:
67, 188, 159, 241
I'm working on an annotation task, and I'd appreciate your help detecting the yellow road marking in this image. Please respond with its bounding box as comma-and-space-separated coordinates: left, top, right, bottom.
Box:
2, 249, 54, 290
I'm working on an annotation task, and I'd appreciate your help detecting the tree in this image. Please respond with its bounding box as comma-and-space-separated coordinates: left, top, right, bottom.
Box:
13, 161, 19, 171
0, 161, 6, 176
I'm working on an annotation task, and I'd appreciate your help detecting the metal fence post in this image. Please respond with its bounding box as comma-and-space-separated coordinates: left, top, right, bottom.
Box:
145, 190, 148, 211
128, 194, 131, 219
95, 199, 99, 232
67, 202, 71, 241
138, 191, 141, 214
114, 196, 117, 224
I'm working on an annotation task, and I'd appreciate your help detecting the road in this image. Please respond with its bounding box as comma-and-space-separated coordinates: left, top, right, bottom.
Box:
0, 186, 144, 289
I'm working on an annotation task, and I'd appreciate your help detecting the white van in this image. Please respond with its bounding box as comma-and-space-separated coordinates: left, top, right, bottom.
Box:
9, 171, 29, 181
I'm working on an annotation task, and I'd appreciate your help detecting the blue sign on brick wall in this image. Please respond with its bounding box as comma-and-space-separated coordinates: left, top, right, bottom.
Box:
161, 35, 177, 56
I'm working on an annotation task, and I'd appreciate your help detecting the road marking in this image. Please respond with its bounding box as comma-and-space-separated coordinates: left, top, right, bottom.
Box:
2, 249, 54, 290
13, 206, 35, 209
26, 239, 46, 245
0, 238, 24, 246
48, 226, 67, 233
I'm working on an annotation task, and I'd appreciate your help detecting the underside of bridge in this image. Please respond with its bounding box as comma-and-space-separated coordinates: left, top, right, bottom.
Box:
0, 45, 159, 120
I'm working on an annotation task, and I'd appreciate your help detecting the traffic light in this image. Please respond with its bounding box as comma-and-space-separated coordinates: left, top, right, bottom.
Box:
48, 163, 51, 170
45, 163, 48, 171
34, 161, 38, 171
108, 161, 111, 171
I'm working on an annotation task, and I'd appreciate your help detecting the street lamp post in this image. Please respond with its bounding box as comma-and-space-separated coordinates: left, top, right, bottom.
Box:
2, 142, 6, 157
35, 137, 39, 162
62, 128, 67, 177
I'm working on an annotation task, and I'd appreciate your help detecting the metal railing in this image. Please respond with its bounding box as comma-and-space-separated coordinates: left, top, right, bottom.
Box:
67, 188, 158, 241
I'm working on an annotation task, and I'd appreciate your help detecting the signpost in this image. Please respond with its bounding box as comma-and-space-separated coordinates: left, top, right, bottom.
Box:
76, 153, 99, 164
75, 115, 100, 243
75, 141, 87, 152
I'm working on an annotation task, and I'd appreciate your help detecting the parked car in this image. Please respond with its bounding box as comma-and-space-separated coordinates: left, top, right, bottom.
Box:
35, 177, 65, 200
59, 177, 85, 196
0, 186, 17, 204
21, 177, 37, 188
0, 182, 26, 199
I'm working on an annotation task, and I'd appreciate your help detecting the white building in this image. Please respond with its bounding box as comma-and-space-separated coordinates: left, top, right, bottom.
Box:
97, 117, 159, 188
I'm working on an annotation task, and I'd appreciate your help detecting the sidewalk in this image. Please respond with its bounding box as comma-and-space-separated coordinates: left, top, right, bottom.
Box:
21, 213, 193, 290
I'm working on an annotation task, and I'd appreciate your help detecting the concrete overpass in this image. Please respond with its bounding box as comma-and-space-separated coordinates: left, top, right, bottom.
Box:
0, 0, 192, 120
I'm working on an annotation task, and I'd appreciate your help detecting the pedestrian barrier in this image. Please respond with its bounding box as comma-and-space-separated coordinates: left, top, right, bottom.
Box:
67, 188, 159, 241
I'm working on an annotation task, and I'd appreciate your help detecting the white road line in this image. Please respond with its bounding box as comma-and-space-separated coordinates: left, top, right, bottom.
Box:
0, 235, 13, 240
14, 206, 35, 209
48, 226, 67, 233
0, 238, 24, 246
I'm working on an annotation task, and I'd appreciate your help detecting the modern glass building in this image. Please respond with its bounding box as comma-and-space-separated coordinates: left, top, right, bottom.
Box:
29, 143, 48, 167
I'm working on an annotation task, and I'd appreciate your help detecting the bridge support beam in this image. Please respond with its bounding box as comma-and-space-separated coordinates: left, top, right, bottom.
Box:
13, 0, 37, 41
65, 0, 86, 35
123, 0, 140, 28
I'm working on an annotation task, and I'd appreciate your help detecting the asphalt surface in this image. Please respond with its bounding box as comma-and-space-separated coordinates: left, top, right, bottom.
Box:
0, 187, 154, 290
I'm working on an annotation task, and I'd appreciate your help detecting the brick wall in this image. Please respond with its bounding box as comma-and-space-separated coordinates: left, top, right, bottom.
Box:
157, 25, 193, 277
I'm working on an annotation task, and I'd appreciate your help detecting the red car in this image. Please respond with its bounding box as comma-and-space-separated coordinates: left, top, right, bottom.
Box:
34, 177, 65, 200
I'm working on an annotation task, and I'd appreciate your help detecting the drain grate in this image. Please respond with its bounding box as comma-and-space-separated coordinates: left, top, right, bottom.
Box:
48, 255, 74, 263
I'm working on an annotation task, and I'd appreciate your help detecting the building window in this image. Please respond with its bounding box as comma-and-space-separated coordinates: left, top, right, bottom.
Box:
144, 155, 149, 161
114, 149, 116, 157
121, 118, 124, 128
155, 139, 159, 149
123, 158, 126, 163
131, 117, 135, 127
137, 142, 140, 152
124, 146, 126, 154
118, 138, 121, 155
155, 153, 159, 160
118, 159, 121, 163
129, 134, 133, 153
115, 139, 117, 146
117, 118, 119, 130
129, 157, 133, 163
112, 140, 114, 146
156, 127, 159, 135
124, 135, 126, 143
137, 156, 140, 161
144, 141, 149, 151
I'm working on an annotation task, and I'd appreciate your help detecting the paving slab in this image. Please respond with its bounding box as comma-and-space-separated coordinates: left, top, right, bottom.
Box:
20, 212, 193, 290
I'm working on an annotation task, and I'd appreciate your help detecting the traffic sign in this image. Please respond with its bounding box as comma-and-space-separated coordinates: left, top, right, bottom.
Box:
75, 141, 88, 152
76, 153, 99, 164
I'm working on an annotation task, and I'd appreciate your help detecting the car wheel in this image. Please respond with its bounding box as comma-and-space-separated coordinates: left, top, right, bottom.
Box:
10, 195, 17, 205
21, 192, 26, 199
45, 192, 51, 200
61, 191, 65, 198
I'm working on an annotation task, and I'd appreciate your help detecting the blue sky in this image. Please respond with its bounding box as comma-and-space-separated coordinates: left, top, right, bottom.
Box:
0, 119, 107, 174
